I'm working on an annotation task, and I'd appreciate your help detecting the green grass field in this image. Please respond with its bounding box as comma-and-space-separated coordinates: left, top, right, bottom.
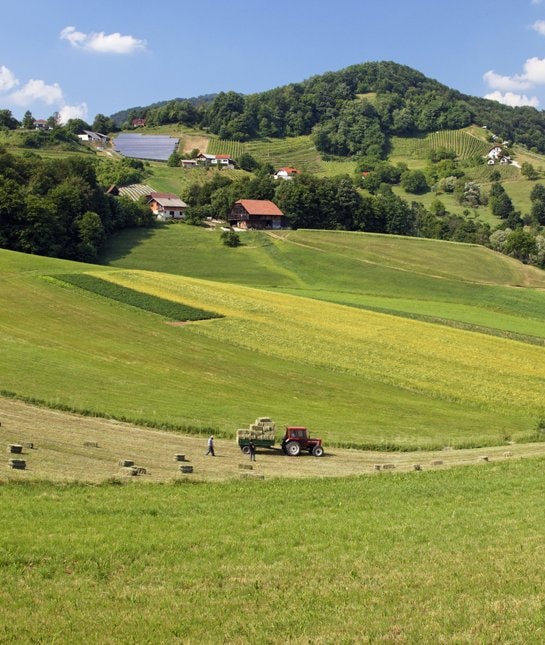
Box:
3, 459, 545, 642
3, 226, 545, 449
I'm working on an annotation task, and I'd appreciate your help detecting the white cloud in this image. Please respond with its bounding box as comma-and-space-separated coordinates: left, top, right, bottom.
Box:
484, 90, 540, 108
0, 65, 19, 92
483, 70, 530, 91
521, 56, 545, 84
58, 102, 88, 124
60, 26, 146, 54
532, 0, 543, 5
9, 79, 64, 106
532, 19, 545, 35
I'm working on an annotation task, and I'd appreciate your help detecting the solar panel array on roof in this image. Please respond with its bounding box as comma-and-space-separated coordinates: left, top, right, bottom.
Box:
114, 133, 180, 161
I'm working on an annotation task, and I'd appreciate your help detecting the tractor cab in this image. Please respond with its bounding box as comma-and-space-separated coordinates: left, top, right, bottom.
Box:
281, 426, 324, 457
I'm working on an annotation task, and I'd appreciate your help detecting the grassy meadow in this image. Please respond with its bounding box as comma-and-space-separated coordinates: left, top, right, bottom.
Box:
3, 459, 545, 642
2, 232, 545, 449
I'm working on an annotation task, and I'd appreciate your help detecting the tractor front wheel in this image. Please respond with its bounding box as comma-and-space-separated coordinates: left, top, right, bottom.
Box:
312, 445, 324, 457
285, 441, 301, 457
241, 445, 251, 455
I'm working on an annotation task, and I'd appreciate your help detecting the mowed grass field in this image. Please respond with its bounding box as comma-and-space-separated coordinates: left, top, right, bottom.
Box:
2, 233, 545, 449
3, 458, 545, 642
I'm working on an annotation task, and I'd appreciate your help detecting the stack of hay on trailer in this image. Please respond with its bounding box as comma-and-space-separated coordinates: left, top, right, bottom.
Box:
236, 417, 276, 452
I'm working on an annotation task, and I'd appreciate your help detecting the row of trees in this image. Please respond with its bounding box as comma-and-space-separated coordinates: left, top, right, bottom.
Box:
0, 148, 154, 261
181, 169, 492, 245
181, 164, 545, 267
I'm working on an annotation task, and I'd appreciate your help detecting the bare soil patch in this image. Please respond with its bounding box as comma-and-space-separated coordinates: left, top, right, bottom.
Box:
180, 134, 210, 155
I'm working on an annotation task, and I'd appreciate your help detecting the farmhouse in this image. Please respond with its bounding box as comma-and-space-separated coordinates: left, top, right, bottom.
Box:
147, 192, 188, 220
274, 167, 299, 180
34, 119, 49, 130
197, 153, 236, 168
132, 118, 146, 128
228, 199, 285, 230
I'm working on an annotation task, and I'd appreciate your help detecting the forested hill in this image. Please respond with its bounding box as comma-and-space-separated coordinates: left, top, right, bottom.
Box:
112, 61, 545, 155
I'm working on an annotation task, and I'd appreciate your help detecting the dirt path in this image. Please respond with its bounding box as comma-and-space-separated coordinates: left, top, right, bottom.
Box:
1, 398, 543, 484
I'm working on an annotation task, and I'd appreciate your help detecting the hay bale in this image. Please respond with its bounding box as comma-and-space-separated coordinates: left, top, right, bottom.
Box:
238, 464, 253, 470
123, 466, 139, 476
135, 467, 147, 475
9, 459, 26, 470
382, 463, 396, 470
84, 441, 99, 448
413, 464, 422, 471
180, 465, 193, 474
8, 444, 23, 454
431, 460, 443, 466
503, 451, 513, 457
119, 459, 134, 467
480, 455, 489, 462
374, 464, 382, 471
240, 473, 265, 480
174, 454, 186, 462
22, 442, 34, 450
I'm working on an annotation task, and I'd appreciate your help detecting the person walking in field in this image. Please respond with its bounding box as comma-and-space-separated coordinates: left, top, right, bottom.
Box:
249, 440, 256, 462
206, 435, 215, 456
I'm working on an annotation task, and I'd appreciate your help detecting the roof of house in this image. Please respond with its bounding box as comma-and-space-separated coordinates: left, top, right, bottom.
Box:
276, 167, 299, 174
149, 192, 187, 208
215, 154, 233, 160
234, 199, 284, 216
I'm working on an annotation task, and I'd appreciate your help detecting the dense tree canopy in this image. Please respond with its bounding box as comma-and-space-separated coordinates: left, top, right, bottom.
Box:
0, 149, 154, 261
109, 61, 545, 156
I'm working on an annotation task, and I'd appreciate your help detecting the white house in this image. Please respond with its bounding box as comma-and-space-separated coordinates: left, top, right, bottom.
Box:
196, 153, 235, 168
487, 146, 503, 162
274, 167, 300, 180
147, 192, 188, 220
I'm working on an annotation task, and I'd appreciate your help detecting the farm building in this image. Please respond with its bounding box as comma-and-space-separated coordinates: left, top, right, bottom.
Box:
197, 153, 236, 168
228, 199, 286, 230
34, 119, 49, 130
148, 192, 188, 220
132, 118, 146, 127
274, 167, 299, 180
77, 130, 108, 144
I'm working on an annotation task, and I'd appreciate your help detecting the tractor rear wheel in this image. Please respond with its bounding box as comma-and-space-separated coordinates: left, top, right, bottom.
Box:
285, 441, 301, 456
312, 445, 324, 457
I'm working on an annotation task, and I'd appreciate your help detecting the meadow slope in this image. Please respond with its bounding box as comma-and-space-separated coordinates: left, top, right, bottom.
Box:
1, 247, 544, 449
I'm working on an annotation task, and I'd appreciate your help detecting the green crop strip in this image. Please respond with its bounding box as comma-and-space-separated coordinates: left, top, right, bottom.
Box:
55, 273, 223, 322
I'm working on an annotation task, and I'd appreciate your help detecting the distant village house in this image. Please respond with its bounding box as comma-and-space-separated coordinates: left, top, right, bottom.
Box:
228, 199, 286, 230
147, 192, 188, 220
77, 130, 108, 144
274, 167, 299, 180
132, 118, 146, 128
486, 145, 511, 165
197, 153, 236, 168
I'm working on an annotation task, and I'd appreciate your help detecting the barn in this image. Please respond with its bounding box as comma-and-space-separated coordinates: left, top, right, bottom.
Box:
228, 199, 286, 230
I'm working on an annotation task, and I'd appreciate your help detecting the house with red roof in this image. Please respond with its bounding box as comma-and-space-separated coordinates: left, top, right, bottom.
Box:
197, 153, 236, 168
147, 192, 188, 220
132, 118, 146, 128
274, 167, 299, 180
228, 199, 286, 230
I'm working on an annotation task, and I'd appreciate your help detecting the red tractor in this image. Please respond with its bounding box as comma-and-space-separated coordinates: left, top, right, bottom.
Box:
281, 426, 324, 457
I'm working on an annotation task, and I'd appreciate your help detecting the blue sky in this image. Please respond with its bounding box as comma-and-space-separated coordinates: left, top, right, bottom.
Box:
3, 0, 545, 123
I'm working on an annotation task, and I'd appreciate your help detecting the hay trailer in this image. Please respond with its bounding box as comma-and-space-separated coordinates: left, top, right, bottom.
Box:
236, 417, 324, 457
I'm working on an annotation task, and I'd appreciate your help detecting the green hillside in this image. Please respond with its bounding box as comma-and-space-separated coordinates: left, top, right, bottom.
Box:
100, 226, 545, 341
3, 233, 545, 449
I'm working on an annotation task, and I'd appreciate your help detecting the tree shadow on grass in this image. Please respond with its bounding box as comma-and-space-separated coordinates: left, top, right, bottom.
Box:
98, 223, 167, 265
